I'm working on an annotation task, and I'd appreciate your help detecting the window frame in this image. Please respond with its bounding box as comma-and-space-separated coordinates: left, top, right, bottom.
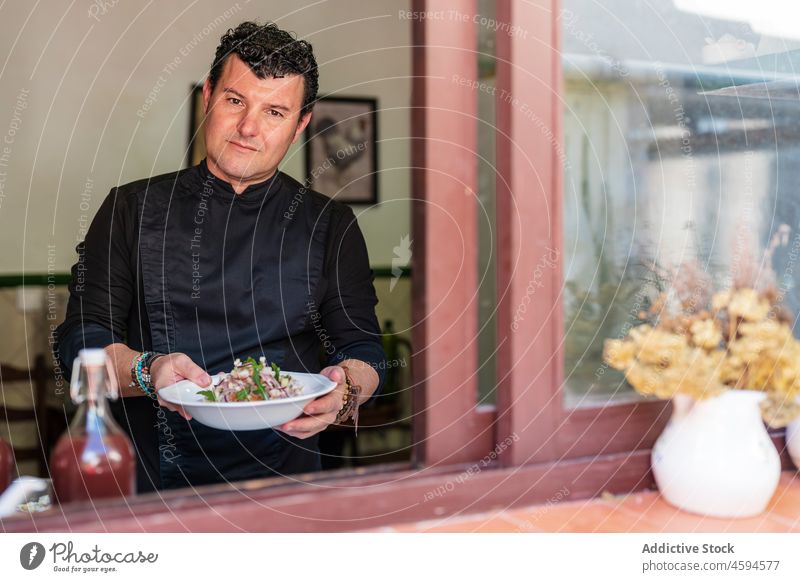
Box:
2, 0, 792, 533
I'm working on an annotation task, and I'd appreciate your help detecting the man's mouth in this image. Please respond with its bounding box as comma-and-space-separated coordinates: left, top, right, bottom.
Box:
227, 140, 258, 152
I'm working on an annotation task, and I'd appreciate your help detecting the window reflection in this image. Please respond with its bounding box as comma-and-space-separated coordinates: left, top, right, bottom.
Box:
562, 0, 800, 407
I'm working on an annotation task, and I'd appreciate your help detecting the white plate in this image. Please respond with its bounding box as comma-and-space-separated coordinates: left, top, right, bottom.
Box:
158, 372, 337, 431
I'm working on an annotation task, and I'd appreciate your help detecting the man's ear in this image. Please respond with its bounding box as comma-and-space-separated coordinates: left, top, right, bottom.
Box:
293, 111, 312, 144
202, 79, 212, 115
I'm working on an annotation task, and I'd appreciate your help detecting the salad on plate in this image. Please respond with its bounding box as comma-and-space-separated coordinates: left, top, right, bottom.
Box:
197, 357, 303, 402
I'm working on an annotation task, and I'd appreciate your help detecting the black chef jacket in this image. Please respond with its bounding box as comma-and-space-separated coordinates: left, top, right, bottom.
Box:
55, 159, 386, 492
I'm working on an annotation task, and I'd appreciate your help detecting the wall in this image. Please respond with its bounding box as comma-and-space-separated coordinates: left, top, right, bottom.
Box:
0, 0, 411, 274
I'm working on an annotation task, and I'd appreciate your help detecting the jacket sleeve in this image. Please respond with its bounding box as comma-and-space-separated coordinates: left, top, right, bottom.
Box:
54, 188, 136, 376
319, 205, 387, 400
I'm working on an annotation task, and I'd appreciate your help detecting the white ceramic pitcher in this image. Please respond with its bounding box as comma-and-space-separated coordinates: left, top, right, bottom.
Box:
652, 389, 781, 518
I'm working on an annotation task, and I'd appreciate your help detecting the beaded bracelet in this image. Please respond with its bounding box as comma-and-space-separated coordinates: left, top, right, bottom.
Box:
336, 365, 362, 434
129, 351, 162, 399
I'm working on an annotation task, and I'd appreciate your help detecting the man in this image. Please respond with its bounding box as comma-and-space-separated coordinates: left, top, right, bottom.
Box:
55, 21, 385, 492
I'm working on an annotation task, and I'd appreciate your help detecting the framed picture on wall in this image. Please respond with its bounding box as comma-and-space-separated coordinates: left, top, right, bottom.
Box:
305, 96, 378, 204
187, 84, 206, 167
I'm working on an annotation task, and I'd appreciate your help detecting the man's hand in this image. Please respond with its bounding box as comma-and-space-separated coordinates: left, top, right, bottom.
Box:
275, 365, 347, 440
151, 352, 212, 421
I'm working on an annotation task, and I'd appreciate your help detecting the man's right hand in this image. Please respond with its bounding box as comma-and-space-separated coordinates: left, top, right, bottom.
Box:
104, 344, 210, 421
150, 353, 212, 421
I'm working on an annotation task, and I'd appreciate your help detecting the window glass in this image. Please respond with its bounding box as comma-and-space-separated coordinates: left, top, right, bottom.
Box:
561, 0, 800, 407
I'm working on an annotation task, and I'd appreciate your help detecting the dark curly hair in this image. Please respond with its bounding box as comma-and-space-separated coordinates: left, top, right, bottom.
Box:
209, 21, 318, 117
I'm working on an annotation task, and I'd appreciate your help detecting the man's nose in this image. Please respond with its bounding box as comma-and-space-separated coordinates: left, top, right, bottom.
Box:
236, 109, 260, 137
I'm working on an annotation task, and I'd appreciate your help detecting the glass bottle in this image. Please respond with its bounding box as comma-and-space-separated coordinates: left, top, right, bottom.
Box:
0, 436, 12, 493
50, 348, 135, 503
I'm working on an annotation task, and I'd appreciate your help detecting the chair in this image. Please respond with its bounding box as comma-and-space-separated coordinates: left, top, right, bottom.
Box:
0, 354, 51, 477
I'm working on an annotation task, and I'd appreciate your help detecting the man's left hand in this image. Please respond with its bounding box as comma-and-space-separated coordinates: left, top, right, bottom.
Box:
275, 365, 346, 440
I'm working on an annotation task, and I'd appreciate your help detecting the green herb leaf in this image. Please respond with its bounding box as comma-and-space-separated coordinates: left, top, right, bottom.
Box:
271, 362, 281, 379
236, 388, 249, 401
244, 356, 262, 372
197, 389, 216, 402
239, 356, 268, 399
249, 361, 268, 400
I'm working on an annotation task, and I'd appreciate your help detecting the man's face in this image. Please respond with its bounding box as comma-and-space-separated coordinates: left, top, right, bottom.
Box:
202, 54, 311, 192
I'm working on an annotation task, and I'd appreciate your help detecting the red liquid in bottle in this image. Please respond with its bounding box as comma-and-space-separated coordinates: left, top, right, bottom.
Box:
0, 438, 12, 493
51, 433, 135, 502
50, 349, 136, 504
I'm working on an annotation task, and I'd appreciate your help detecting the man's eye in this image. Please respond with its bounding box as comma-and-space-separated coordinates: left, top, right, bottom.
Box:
268, 109, 284, 118
228, 98, 242, 106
